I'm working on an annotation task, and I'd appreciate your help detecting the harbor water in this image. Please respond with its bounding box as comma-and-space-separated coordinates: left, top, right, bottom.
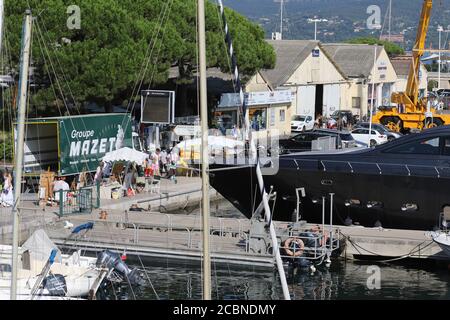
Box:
102, 258, 450, 300
96, 199, 450, 300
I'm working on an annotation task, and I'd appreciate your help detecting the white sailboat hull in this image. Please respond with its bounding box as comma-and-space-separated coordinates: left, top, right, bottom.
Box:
432, 232, 450, 257
0, 244, 101, 299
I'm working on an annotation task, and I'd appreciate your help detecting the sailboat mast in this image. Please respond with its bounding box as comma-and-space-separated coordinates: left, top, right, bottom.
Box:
216, 0, 290, 300
10, 10, 33, 300
388, 0, 392, 42
197, 0, 211, 300
280, 0, 283, 40
0, 0, 4, 54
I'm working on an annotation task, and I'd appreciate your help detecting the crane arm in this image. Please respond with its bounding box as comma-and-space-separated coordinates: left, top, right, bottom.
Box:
405, 0, 433, 107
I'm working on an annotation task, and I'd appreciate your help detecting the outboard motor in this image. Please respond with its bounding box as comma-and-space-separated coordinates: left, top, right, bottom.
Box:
43, 274, 67, 296
97, 250, 142, 285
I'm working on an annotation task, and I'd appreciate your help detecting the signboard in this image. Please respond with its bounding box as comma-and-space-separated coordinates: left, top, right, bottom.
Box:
174, 125, 201, 137
141, 90, 175, 124
218, 90, 293, 108
312, 49, 320, 57
59, 114, 132, 175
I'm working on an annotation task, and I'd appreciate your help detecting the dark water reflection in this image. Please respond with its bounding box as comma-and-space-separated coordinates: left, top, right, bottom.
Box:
101, 258, 450, 300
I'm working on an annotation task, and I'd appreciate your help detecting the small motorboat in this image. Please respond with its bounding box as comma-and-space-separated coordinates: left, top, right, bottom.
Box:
0, 229, 102, 299
431, 231, 450, 257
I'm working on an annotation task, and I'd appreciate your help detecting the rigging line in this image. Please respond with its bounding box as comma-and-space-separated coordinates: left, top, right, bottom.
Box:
122, 0, 176, 135
212, 256, 219, 299
213, 1, 242, 128
35, 16, 81, 116
34, 28, 88, 176
214, 2, 238, 95
102, 221, 137, 300
26, 0, 80, 115
123, 0, 172, 114
1, 38, 5, 167
34, 21, 91, 176
196, 0, 200, 120
34, 20, 79, 116
135, 253, 160, 300
378, 1, 390, 40
3, 32, 15, 129
121, 0, 174, 130
216, 0, 247, 130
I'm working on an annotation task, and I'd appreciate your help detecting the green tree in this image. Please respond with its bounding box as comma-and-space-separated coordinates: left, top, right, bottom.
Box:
346, 37, 405, 56
4, 0, 275, 114
428, 80, 438, 92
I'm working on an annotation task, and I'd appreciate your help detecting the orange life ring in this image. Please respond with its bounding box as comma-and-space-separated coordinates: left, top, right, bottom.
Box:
284, 238, 304, 257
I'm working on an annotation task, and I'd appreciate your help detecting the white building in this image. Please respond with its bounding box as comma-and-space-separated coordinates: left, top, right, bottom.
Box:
391, 55, 428, 97
253, 40, 349, 119
322, 44, 398, 117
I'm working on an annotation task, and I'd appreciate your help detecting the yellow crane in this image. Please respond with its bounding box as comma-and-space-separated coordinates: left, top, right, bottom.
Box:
373, 0, 450, 132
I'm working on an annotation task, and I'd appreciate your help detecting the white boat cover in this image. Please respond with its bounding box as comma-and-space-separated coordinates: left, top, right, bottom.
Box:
102, 147, 149, 165
176, 136, 244, 153
21, 229, 62, 263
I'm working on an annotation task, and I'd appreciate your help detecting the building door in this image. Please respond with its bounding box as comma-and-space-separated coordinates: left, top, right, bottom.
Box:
315, 84, 324, 118
323, 84, 341, 117
297, 85, 316, 116
381, 83, 392, 106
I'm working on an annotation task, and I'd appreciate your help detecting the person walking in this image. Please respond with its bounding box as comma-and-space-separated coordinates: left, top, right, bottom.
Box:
1, 171, 13, 207
94, 161, 104, 185
167, 147, 179, 183
160, 148, 168, 176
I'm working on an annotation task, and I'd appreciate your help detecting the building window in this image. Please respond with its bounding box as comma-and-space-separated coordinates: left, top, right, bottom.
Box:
280, 109, 286, 122
270, 108, 276, 127
352, 97, 361, 109
250, 109, 267, 131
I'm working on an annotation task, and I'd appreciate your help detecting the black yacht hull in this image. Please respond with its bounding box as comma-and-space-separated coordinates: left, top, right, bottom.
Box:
210, 127, 450, 230
210, 162, 449, 230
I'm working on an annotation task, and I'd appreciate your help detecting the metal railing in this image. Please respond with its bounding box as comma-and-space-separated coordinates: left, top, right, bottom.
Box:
45, 211, 341, 265
281, 157, 450, 178
57, 182, 100, 217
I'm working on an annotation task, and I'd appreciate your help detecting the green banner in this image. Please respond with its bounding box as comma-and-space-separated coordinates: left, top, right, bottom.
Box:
59, 114, 132, 175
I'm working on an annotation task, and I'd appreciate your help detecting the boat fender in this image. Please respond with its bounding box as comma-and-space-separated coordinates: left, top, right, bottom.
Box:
71, 222, 94, 234
283, 238, 304, 257
43, 274, 67, 297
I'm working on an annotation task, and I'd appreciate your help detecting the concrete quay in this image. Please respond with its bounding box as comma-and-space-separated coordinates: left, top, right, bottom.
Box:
0, 176, 448, 265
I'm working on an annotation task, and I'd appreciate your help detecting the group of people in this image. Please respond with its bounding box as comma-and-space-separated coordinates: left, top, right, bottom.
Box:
315, 114, 352, 131
144, 147, 179, 181
91, 145, 181, 198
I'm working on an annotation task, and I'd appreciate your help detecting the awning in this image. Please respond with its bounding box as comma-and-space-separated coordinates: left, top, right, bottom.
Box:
102, 147, 148, 165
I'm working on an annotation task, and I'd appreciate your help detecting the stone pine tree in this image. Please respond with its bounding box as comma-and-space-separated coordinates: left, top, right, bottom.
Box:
4, 0, 275, 114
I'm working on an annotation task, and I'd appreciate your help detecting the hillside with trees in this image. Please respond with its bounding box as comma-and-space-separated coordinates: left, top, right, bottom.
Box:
3, 0, 275, 114
225, 0, 450, 50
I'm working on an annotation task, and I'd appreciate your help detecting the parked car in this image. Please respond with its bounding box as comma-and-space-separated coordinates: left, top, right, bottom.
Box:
351, 127, 388, 147
273, 129, 357, 155
330, 110, 358, 125
354, 122, 403, 141
291, 115, 314, 132
437, 89, 450, 97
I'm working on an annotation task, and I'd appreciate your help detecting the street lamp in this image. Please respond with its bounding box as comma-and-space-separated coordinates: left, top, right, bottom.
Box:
308, 18, 328, 41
